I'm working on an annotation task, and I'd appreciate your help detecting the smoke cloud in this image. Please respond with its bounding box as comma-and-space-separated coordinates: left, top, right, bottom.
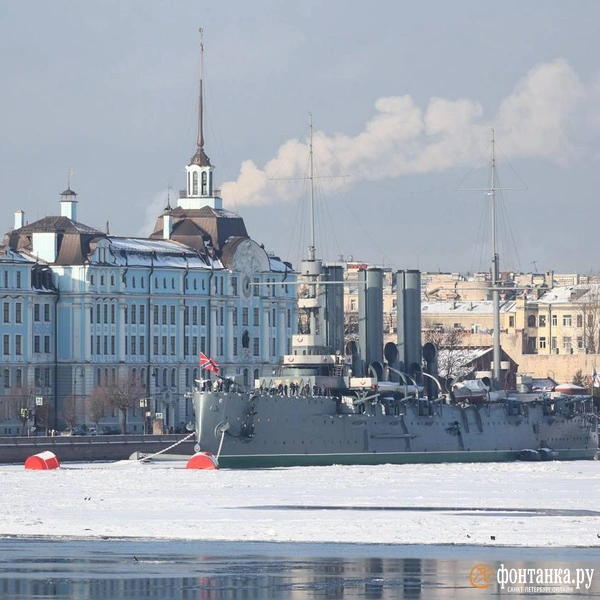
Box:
221, 59, 593, 206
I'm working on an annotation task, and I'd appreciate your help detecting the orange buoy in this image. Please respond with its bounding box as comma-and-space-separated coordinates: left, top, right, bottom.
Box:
186, 452, 219, 470
24, 451, 60, 470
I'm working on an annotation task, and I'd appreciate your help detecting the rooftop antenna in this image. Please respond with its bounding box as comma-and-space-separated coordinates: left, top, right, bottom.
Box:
531, 260, 538, 272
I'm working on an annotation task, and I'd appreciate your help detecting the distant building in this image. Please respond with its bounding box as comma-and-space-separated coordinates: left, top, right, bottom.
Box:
0, 52, 296, 435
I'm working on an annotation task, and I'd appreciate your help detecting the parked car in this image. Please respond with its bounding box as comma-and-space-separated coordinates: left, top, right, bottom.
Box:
100, 425, 121, 435
62, 427, 86, 436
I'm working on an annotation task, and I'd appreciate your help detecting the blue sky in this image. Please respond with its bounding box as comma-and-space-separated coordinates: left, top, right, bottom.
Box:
1, 1, 600, 274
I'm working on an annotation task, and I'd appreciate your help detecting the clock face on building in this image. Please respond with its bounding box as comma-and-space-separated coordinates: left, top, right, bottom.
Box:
232, 239, 269, 300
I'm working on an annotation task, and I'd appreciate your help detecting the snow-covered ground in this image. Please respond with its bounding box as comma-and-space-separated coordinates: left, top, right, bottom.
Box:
1, 460, 599, 547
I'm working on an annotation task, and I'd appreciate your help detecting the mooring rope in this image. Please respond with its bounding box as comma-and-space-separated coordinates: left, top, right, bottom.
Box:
137, 432, 195, 463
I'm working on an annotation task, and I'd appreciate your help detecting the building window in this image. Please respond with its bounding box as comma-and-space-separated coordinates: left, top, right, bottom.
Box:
192, 337, 198, 356
551, 314, 557, 326
563, 315, 572, 327
184, 306, 189, 325
111, 304, 115, 324
15, 335, 22, 355
34, 304, 40, 322
287, 309, 291, 328
124, 306, 129, 324
103, 336, 108, 355
153, 336, 159, 356
184, 336, 189, 356
96, 336, 100, 355
242, 308, 249, 326
539, 315, 546, 327
103, 304, 108, 324
577, 336, 584, 350
253, 278, 259, 297
111, 274, 115, 286
233, 308, 238, 326
253, 337, 260, 357
233, 337, 238, 356
131, 304, 137, 324
562, 336, 572, 351
111, 336, 115, 355
2, 302, 8, 323
16, 368, 22, 388
34, 335, 40, 353
253, 308, 259, 326
170, 306, 176, 325
192, 172, 198, 195
527, 337, 536, 353
170, 336, 175, 355
162, 337, 167, 355
3, 335, 9, 355
16, 272, 21, 288
153, 306, 159, 325
551, 336, 557, 350
44, 336, 50, 353
200, 336, 206, 353
271, 337, 276, 356
15, 303, 22, 323
162, 306, 167, 325
131, 336, 137, 355
140, 336, 145, 355
527, 315, 536, 328
192, 307, 198, 326
44, 304, 50, 322
200, 306, 206, 326
232, 277, 238, 296
539, 337, 546, 349
508, 315, 515, 328
140, 305, 145, 324
171, 368, 176, 387
201, 171, 207, 195
3, 368, 9, 387
577, 314, 583, 328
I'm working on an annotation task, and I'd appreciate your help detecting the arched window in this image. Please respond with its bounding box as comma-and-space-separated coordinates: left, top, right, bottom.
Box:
192, 172, 198, 195
243, 368, 249, 387
527, 315, 536, 328
171, 368, 176, 387
132, 277, 136, 289
162, 368, 168, 388
201, 172, 207, 195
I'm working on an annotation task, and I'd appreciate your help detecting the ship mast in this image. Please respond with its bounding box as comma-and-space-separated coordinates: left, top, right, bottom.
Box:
490, 129, 501, 389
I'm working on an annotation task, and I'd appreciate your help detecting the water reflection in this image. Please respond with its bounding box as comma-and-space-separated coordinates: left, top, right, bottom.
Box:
0, 539, 598, 599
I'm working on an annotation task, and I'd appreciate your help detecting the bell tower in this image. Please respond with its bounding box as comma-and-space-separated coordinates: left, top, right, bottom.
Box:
179, 28, 222, 210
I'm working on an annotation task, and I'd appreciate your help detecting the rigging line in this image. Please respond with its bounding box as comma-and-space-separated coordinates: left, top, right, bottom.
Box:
327, 174, 394, 266
454, 140, 492, 191
497, 145, 529, 191
497, 188, 523, 274
269, 125, 311, 182
312, 156, 342, 261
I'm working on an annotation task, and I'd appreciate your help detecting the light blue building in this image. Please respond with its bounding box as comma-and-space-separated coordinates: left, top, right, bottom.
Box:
0, 106, 296, 434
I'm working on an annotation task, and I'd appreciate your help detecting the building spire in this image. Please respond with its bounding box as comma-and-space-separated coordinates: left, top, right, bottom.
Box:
190, 28, 211, 167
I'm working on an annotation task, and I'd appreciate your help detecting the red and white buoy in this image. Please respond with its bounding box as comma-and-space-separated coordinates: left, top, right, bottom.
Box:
24, 451, 60, 470
186, 452, 219, 470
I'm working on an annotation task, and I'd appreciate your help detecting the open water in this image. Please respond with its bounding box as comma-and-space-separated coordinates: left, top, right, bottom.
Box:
0, 539, 598, 599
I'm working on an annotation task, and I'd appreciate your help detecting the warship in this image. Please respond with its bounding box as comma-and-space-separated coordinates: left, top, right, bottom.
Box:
192, 124, 598, 468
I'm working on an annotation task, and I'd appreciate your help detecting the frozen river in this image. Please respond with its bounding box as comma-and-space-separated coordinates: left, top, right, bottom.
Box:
1, 460, 599, 547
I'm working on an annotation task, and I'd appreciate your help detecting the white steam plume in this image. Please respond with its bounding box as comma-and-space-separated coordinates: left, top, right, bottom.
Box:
221, 59, 591, 206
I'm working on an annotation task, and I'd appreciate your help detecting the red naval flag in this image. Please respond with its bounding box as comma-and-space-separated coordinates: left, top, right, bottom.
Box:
200, 351, 220, 375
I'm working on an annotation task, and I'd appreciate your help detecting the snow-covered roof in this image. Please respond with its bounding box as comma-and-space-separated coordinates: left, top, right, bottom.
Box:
534, 284, 597, 305
100, 237, 223, 270
421, 300, 516, 315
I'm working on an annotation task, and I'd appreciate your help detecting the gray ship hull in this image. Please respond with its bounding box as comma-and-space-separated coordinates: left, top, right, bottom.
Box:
193, 392, 598, 469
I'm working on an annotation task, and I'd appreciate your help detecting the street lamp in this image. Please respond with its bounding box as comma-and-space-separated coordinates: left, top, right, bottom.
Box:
139, 398, 150, 435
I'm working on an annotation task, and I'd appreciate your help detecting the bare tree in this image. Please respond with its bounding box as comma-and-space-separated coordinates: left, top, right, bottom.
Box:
422, 318, 466, 380
88, 386, 109, 430
103, 374, 145, 434
62, 395, 78, 431
7, 387, 33, 436
577, 286, 600, 353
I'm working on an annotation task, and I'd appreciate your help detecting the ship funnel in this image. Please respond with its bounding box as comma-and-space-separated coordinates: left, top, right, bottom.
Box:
423, 342, 439, 399
321, 265, 344, 353
384, 342, 400, 382
358, 268, 384, 374
397, 270, 422, 382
